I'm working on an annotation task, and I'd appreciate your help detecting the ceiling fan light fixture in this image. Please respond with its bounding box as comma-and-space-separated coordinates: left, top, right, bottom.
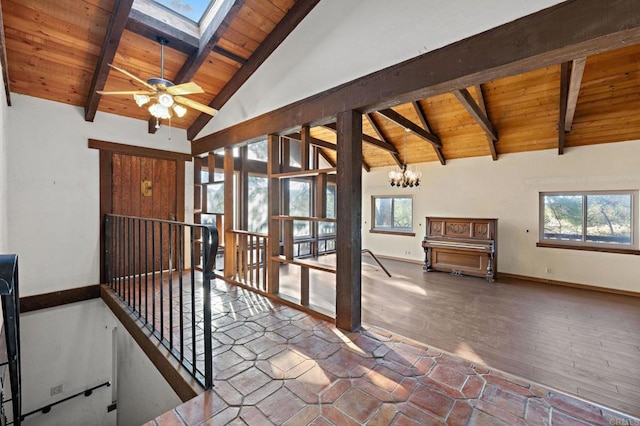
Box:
158, 93, 174, 108
134, 93, 150, 107
149, 102, 171, 120
173, 104, 187, 118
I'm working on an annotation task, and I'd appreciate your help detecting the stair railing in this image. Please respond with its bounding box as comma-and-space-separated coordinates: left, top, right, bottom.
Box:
0, 254, 22, 426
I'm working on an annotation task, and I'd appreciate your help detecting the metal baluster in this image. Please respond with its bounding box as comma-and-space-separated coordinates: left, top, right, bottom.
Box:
168, 223, 173, 351
152, 221, 156, 332
202, 226, 213, 388
138, 218, 142, 315
178, 225, 184, 361
190, 227, 196, 377
160, 222, 164, 342
144, 219, 149, 324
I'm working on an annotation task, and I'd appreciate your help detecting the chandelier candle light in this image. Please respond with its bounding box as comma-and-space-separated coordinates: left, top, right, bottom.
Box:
389, 129, 422, 187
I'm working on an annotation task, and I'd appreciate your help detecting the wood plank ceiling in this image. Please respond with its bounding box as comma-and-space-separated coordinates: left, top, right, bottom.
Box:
2, 0, 640, 168
1, 0, 316, 136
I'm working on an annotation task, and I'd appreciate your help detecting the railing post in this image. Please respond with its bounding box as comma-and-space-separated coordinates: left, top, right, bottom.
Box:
104, 215, 112, 285
202, 224, 218, 389
0, 254, 22, 426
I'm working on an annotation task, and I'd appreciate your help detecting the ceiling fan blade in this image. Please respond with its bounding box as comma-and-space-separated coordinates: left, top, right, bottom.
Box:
166, 81, 205, 96
174, 96, 218, 116
108, 64, 156, 91
97, 90, 154, 96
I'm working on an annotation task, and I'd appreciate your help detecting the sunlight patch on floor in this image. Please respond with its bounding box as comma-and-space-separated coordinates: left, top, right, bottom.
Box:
453, 341, 485, 365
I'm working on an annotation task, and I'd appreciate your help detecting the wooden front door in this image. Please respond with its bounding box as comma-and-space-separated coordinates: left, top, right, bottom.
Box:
111, 153, 177, 272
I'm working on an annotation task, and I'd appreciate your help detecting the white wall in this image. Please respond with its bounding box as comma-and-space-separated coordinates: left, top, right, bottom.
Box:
6, 94, 192, 296
115, 326, 182, 426
362, 141, 640, 293
198, 0, 563, 137
21, 299, 118, 426
0, 65, 8, 253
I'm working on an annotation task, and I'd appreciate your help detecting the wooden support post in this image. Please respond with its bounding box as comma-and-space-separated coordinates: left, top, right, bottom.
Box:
223, 146, 236, 279
284, 221, 294, 260
336, 109, 362, 332
239, 145, 249, 230
314, 172, 328, 257
300, 125, 311, 171
267, 134, 281, 294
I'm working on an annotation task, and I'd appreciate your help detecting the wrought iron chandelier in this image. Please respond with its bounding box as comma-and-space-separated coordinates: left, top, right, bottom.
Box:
389, 129, 422, 187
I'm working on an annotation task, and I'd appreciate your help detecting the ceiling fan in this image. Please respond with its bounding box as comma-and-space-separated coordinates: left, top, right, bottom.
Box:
97, 37, 218, 128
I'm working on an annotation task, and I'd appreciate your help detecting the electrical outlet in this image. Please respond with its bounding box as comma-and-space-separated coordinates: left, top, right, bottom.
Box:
545, 267, 551, 274
51, 384, 63, 396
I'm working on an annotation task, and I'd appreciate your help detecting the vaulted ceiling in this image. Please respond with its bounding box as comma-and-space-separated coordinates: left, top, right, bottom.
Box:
1, 0, 317, 137
2, 1, 640, 168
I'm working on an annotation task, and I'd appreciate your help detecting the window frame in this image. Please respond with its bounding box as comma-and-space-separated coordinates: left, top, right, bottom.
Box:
370, 195, 415, 236
538, 190, 638, 251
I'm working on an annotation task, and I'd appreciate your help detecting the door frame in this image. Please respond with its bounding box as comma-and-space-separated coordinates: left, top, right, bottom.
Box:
90, 139, 192, 283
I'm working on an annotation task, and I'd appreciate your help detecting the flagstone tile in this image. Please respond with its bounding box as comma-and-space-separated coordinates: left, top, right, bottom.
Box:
228, 367, 272, 396
150, 279, 640, 426
256, 387, 306, 425
427, 363, 467, 390
408, 384, 454, 419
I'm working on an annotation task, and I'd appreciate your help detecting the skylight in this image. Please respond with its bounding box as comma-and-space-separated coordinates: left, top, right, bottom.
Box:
152, 0, 215, 23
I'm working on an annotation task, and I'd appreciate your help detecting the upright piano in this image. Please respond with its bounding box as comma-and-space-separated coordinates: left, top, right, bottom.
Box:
422, 217, 497, 282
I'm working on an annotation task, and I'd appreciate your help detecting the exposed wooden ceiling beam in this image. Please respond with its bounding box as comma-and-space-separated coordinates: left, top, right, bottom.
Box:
472, 85, 498, 160
318, 150, 336, 168
181, 0, 244, 84
365, 113, 402, 167
192, 0, 640, 155
322, 123, 399, 154
283, 132, 336, 151
453, 88, 498, 142
84, 0, 134, 122
564, 57, 587, 132
412, 101, 446, 165
558, 61, 570, 155
148, 0, 244, 133
187, 0, 321, 140
375, 109, 443, 149
362, 158, 371, 173
0, 0, 10, 106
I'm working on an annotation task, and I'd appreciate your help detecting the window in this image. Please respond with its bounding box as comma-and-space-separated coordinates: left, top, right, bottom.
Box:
319, 184, 336, 236
540, 191, 637, 249
289, 179, 311, 237
371, 196, 414, 234
205, 171, 225, 213
248, 176, 268, 233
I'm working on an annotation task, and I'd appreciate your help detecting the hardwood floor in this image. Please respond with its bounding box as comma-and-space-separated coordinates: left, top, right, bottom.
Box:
278, 256, 640, 417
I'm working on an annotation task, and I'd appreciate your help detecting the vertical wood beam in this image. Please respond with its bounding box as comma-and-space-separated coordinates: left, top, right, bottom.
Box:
558, 62, 570, 155
336, 110, 362, 332
223, 146, 236, 278
207, 153, 216, 182
267, 135, 281, 294
313, 171, 328, 257
300, 125, 311, 171
239, 146, 249, 230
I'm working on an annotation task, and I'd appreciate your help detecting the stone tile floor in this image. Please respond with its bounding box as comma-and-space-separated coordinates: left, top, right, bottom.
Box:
146, 281, 640, 425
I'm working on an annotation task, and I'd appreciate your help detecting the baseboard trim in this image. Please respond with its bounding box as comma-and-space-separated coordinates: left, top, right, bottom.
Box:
100, 285, 202, 402
20, 285, 101, 313
499, 272, 640, 298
